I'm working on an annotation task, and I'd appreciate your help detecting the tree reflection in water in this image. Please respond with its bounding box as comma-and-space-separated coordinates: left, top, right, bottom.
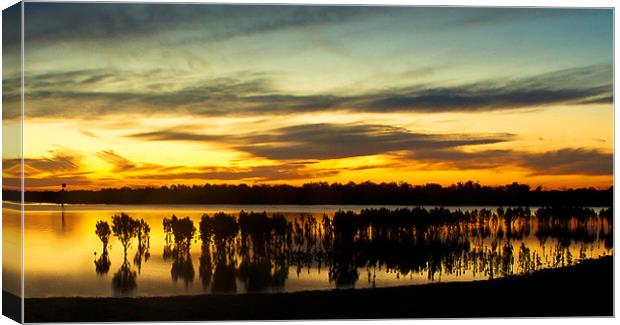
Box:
163, 215, 196, 286
94, 213, 151, 295
198, 217, 213, 289
202, 213, 239, 292
236, 211, 289, 291
94, 206, 613, 294
112, 259, 137, 295
134, 219, 151, 274
94, 220, 111, 275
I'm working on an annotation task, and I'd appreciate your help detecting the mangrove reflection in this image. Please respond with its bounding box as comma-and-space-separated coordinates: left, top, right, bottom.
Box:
203, 213, 239, 292
236, 211, 289, 291
95, 213, 152, 295
112, 260, 137, 295
93, 206, 613, 295
163, 215, 195, 286
94, 220, 111, 275
134, 219, 151, 273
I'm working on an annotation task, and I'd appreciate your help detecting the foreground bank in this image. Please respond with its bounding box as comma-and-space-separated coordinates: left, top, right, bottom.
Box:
23, 256, 613, 322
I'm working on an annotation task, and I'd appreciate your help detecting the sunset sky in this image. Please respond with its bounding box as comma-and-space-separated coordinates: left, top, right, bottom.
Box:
2, 3, 614, 190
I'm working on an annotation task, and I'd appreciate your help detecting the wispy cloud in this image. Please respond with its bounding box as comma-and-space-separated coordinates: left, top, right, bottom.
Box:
3, 151, 82, 177
440, 7, 587, 29
130, 122, 612, 177
96, 150, 139, 172
6, 141, 612, 190
2, 151, 95, 189
96, 150, 182, 173
16, 3, 381, 49
7, 64, 611, 120
131, 164, 339, 182
408, 147, 613, 176
6, 176, 95, 188
234, 124, 512, 160
16, 4, 604, 50
3, 148, 342, 189
519, 148, 613, 176
130, 122, 514, 160
94, 150, 338, 182
79, 130, 98, 138
356, 64, 612, 113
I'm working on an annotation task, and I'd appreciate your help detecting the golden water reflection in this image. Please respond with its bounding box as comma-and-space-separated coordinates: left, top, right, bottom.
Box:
16, 204, 613, 298
2, 204, 22, 296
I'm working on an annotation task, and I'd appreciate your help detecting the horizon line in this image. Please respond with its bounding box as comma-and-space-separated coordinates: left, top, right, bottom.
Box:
3, 180, 614, 192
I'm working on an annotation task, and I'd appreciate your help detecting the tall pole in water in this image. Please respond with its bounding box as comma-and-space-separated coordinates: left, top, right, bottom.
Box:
61, 183, 66, 228
61, 183, 66, 208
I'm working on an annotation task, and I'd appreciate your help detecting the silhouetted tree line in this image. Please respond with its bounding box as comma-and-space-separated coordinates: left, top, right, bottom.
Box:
6, 181, 613, 206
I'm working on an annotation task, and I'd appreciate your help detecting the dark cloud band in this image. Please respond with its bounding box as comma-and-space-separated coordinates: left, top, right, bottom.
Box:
409, 147, 613, 176
130, 123, 514, 160
4, 64, 612, 120
129, 122, 612, 177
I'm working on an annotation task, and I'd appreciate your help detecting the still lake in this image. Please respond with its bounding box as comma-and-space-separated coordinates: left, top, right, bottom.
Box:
3, 203, 613, 298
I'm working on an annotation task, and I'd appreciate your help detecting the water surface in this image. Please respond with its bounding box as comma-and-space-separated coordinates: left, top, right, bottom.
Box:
6, 203, 612, 298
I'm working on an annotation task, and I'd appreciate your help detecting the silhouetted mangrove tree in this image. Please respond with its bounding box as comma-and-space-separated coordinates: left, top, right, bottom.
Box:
94, 206, 612, 293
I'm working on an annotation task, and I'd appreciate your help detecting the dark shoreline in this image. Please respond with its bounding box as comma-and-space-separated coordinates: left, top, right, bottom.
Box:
2, 200, 614, 208
24, 256, 613, 322
5, 181, 612, 206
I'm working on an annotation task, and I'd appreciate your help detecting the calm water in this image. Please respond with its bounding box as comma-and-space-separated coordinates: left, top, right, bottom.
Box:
3, 203, 613, 298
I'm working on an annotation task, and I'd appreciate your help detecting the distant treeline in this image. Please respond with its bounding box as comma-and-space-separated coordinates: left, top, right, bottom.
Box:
3, 181, 613, 206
